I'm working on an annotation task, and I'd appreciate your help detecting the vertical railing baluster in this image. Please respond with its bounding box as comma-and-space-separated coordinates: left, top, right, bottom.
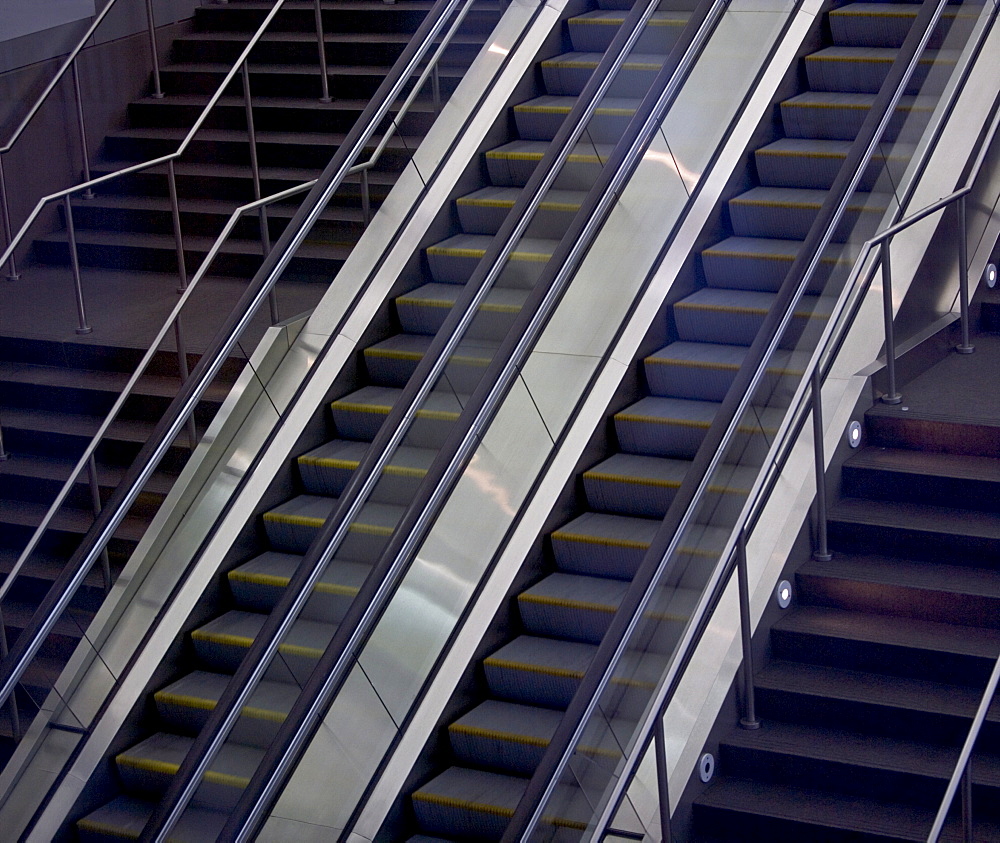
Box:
145, 0, 164, 98
360, 168, 371, 225
86, 455, 113, 592
64, 196, 92, 335
0, 156, 19, 280
956, 195, 974, 354
654, 718, 672, 843
314, 0, 332, 103
173, 317, 198, 451
961, 760, 973, 843
880, 241, 901, 404
812, 367, 832, 562
736, 529, 760, 728
0, 617, 21, 742
167, 161, 188, 291
71, 61, 94, 199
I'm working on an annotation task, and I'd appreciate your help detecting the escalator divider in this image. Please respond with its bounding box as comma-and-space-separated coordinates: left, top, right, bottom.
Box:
501, 0, 974, 835
138, 0, 725, 839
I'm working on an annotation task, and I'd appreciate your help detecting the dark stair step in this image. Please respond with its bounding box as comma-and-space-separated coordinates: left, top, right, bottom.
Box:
828, 495, 1000, 562
866, 401, 1000, 459
797, 552, 1000, 628
772, 604, 1000, 685
77, 795, 225, 843
841, 447, 1000, 512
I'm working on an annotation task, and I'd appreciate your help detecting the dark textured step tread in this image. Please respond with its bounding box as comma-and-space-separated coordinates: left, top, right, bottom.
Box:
829, 495, 1000, 539
0, 405, 158, 443
69, 193, 362, 224
775, 605, 1000, 659
867, 398, 1000, 429
757, 660, 1000, 721
0, 453, 175, 496
845, 446, 1000, 482
0, 498, 146, 542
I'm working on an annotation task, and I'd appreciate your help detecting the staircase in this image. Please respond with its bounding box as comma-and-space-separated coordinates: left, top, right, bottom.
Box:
0, 0, 495, 768
691, 324, 1000, 840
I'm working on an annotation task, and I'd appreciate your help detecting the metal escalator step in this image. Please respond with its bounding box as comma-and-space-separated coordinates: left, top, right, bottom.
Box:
673, 287, 832, 347
153, 670, 298, 747
702, 236, 850, 293
425, 233, 557, 288
518, 572, 628, 643
541, 51, 663, 97
805, 46, 955, 94
484, 139, 612, 189
298, 437, 437, 501
190, 609, 336, 680
583, 452, 689, 517
550, 511, 659, 578
615, 395, 719, 459
483, 635, 595, 707
456, 186, 584, 239
513, 95, 638, 143
364, 333, 500, 393
755, 138, 851, 189
829, 3, 978, 49
728, 187, 888, 241
115, 731, 263, 808
396, 282, 528, 338
330, 384, 465, 446
263, 493, 402, 558
77, 795, 226, 843
412, 766, 528, 841
228, 551, 370, 620
567, 10, 688, 53
448, 700, 561, 775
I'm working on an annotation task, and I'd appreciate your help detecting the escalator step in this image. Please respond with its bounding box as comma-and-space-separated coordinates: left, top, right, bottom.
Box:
262, 493, 402, 558
701, 236, 847, 292
330, 385, 465, 446
425, 233, 557, 288
448, 700, 561, 775
583, 452, 689, 517
228, 551, 370, 619
115, 731, 262, 808
541, 51, 663, 97
566, 10, 688, 53
614, 395, 719, 458
805, 46, 954, 94
77, 795, 225, 843
153, 670, 297, 747
395, 282, 528, 338
828, 3, 979, 49
513, 94, 638, 143
297, 437, 437, 501
411, 766, 527, 841
456, 186, 584, 239
550, 511, 660, 578
483, 635, 595, 707
484, 139, 612, 189
190, 609, 335, 680
728, 187, 887, 241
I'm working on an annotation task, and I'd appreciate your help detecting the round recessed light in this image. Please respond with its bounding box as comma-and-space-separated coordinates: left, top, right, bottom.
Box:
776, 579, 792, 609
699, 752, 715, 783
986, 263, 997, 289
847, 420, 862, 448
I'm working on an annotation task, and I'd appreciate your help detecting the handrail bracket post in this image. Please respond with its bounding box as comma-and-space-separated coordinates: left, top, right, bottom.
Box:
956, 194, 974, 354
880, 240, 902, 404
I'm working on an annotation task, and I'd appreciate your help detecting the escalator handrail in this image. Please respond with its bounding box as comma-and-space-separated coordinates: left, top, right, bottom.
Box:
503, 0, 981, 835
139, 0, 731, 838
225, 0, 746, 837
0, 0, 480, 718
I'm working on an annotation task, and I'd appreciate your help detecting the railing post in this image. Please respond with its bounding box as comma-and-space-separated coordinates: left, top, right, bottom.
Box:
0, 422, 8, 461
360, 168, 372, 226
145, 0, 164, 98
166, 161, 188, 292
956, 195, 974, 354
736, 529, 760, 729
240, 61, 279, 324
172, 317, 199, 451
431, 63, 441, 113
654, 718, 672, 842
70, 60, 94, 199
0, 616, 21, 742
64, 196, 93, 335
86, 455, 113, 592
880, 240, 901, 404
811, 366, 832, 562
961, 759, 973, 843
0, 156, 20, 280
313, 0, 332, 103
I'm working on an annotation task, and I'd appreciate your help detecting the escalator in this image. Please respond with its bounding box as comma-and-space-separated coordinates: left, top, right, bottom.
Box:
399, 0, 977, 837
69, 1, 696, 838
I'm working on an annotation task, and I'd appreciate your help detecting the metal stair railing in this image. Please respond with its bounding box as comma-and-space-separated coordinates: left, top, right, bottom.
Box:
500, 0, 1000, 836
136, 0, 754, 836
0, 0, 500, 756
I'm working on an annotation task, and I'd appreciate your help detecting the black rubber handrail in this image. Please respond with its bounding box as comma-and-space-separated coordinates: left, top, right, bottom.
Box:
139, 0, 701, 837
502, 0, 966, 834
0, 0, 472, 731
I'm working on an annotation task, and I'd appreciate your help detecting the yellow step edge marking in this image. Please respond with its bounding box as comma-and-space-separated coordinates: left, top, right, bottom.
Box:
364, 347, 423, 360
116, 756, 180, 776
229, 570, 362, 597
153, 692, 287, 723
570, 16, 684, 25
297, 456, 359, 470
456, 196, 583, 212
397, 297, 452, 308
732, 198, 884, 212
758, 149, 846, 160
415, 408, 460, 421
515, 105, 635, 117
192, 630, 254, 648
485, 150, 602, 164
584, 471, 680, 489
482, 302, 522, 313
542, 60, 661, 71
384, 464, 429, 478
703, 248, 794, 261
449, 354, 491, 367
262, 512, 325, 528
331, 400, 391, 415
550, 532, 650, 550
484, 657, 585, 680
616, 413, 710, 429
411, 790, 515, 817
76, 819, 139, 839
647, 357, 737, 370
427, 245, 552, 263
278, 643, 324, 659
519, 593, 617, 613
449, 723, 549, 747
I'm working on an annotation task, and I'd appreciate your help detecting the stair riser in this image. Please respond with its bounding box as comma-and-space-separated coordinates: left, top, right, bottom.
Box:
395, 301, 522, 341
0, 574, 106, 617
33, 238, 339, 280
568, 21, 683, 53
728, 201, 881, 242
115, 762, 245, 811
0, 474, 164, 519
154, 699, 283, 751
781, 101, 930, 143
673, 304, 827, 349
805, 57, 943, 95
829, 518, 1000, 566
102, 134, 413, 173
755, 152, 889, 191
771, 628, 997, 686
866, 413, 1000, 459
691, 803, 899, 843
0, 428, 189, 474
841, 464, 1000, 513
829, 12, 975, 51
448, 729, 545, 777
126, 99, 435, 136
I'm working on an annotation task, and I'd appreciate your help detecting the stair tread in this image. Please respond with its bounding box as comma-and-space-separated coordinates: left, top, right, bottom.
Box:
155, 669, 299, 719
178, 29, 485, 47
514, 93, 640, 115
757, 659, 1000, 721
298, 438, 437, 477
0, 498, 146, 541
775, 604, 1000, 657
541, 50, 665, 69
264, 493, 403, 533
645, 340, 807, 374
229, 550, 370, 596
722, 719, 1000, 784
485, 139, 614, 163
800, 552, 1000, 599
867, 396, 1000, 428
845, 445, 1000, 481
93, 157, 395, 184
456, 186, 585, 210
331, 383, 466, 417
830, 494, 1000, 538
0, 452, 175, 495
105, 126, 411, 151
730, 186, 886, 210
522, 571, 700, 619
191, 609, 336, 657
451, 700, 562, 745
568, 9, 690, 26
